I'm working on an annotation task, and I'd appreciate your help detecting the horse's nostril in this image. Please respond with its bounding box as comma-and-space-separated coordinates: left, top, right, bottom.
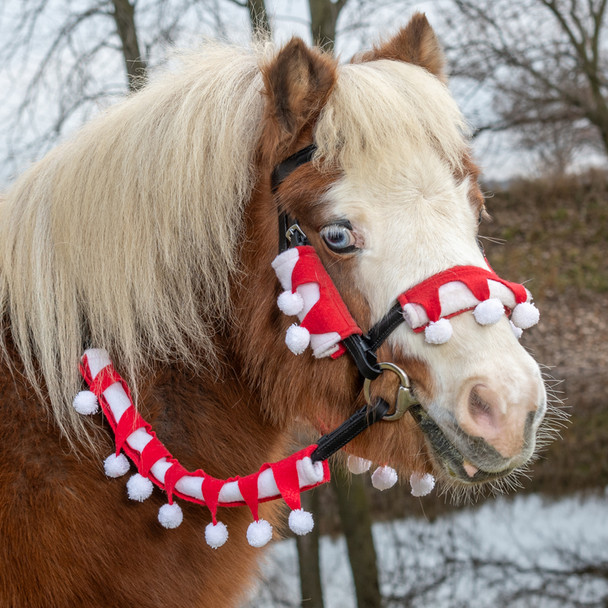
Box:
467, 384, 501, 432
457, 382, 535, 461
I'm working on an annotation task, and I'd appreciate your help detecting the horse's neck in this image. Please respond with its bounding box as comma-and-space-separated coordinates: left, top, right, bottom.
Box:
143, 363, 287, 479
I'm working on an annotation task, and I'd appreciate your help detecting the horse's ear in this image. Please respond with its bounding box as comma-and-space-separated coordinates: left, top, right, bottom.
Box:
355, 13, 446, 82
261, 37, 337, 162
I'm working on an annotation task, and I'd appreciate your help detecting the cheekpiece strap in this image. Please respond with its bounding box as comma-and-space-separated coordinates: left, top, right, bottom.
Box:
272, 145, 317, 254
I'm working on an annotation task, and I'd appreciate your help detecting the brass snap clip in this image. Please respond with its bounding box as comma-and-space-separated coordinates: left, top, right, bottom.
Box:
363, 361, 419, 421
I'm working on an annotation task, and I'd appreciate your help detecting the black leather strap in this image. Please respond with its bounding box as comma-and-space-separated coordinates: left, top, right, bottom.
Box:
273, 145, 317, 253
310, 398, 390, 462
271, 144, 317, 193
342, 334, 381, 380
278, 212, 292, 253
366, 303, 405, 351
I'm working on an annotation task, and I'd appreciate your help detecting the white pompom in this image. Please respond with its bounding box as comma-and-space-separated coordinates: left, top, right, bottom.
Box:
410, 472, 436, 497
73, 390, 99, 415
246, 519, 273, 548
510, 320, 523, 340
205, 521, 229, 549
103, 453, 130, 478
126, 473, 154, 502
424, 318, 453, 344
285, 324, 310, 355
288, 509, 314, 536
511, 302, 540, 329
277, 291, 304, 316
473, 298, 504, 325
158, 502, 183, 529
371, 466, 398, 491
346, 455, 372, 475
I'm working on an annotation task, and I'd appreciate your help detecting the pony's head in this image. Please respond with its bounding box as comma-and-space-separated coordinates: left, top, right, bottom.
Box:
255, 14, 547, 493
0, 13, 548, 496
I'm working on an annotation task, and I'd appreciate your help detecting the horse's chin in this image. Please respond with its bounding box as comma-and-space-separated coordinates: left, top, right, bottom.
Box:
409, 404, 521, 487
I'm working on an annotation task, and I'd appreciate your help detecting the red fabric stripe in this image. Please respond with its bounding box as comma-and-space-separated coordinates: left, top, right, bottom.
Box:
269, 452, 302, 511
114, 407, 145, 454
201, 476, 225, 524
90, 364, 124, 396
291, 246, 362, 347
139, 440, 171, 477
163, 461, 189, 504
238, 474, 261, 521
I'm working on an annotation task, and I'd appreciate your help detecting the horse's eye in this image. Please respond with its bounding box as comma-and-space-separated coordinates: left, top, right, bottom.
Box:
320, 223, 357, 253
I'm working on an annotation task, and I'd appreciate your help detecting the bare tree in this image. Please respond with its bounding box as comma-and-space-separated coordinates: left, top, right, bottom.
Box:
0, 0, 239, 183
443, 0, 608, 170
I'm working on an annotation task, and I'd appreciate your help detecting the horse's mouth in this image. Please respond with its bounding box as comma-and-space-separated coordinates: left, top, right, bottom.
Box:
409, 405, 515, 484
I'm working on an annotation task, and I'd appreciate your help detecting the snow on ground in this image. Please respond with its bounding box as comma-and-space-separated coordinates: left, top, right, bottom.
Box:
244, 489, 608, 607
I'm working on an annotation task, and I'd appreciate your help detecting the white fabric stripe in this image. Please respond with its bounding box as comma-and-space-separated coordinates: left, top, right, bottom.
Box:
218, 481, 243, 503
402, 302, 428, 329
126, 427, 153, 452
175, 476, 205, 500
102, 383, 131, 423
488, 280, 517, 309
150, 458, 172, 484
271, 248, 299, 290
297, 457, 325, 486
310, 331, 341, 358
85, 348, 111, 379
296, 283, 320, 319
438, 282, 479, 317
257, 469, 279, 499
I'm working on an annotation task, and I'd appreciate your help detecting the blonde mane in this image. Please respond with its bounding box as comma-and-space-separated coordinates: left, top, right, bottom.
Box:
0, 43, 268, 443
314, 59, 469, 178
0, 40, 470, 447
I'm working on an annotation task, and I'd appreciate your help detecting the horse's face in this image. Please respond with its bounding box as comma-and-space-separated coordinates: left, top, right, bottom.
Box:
321, 158, 546, 485
261, 15, 547, 491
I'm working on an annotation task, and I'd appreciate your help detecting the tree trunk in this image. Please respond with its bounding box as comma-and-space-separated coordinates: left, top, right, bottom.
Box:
331, 464, 382, 608
111, 0, 147, 91
246, 0, 272, 39
295, 490, 325, 608
308, 0, 347, 51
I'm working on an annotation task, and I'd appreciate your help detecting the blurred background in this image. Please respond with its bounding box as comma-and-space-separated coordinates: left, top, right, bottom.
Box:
1, 1, 606, 606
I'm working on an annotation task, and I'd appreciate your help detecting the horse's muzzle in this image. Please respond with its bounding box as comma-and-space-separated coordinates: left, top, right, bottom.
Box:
410, 404, 540, 484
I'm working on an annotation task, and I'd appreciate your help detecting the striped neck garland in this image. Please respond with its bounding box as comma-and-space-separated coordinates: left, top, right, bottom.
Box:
74, 350, 437, 549
75, 349, 330, 549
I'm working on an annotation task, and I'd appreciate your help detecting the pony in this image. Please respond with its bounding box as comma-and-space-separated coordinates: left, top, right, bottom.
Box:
0, 14, 548, 607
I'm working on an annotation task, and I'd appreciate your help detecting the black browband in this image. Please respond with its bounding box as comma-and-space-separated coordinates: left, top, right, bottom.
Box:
271, 145, 407, 381
271, 144, 317, 193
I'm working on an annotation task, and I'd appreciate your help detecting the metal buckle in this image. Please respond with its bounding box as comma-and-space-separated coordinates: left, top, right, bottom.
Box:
363, 361, 419, 421
285, 223, 308, 246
